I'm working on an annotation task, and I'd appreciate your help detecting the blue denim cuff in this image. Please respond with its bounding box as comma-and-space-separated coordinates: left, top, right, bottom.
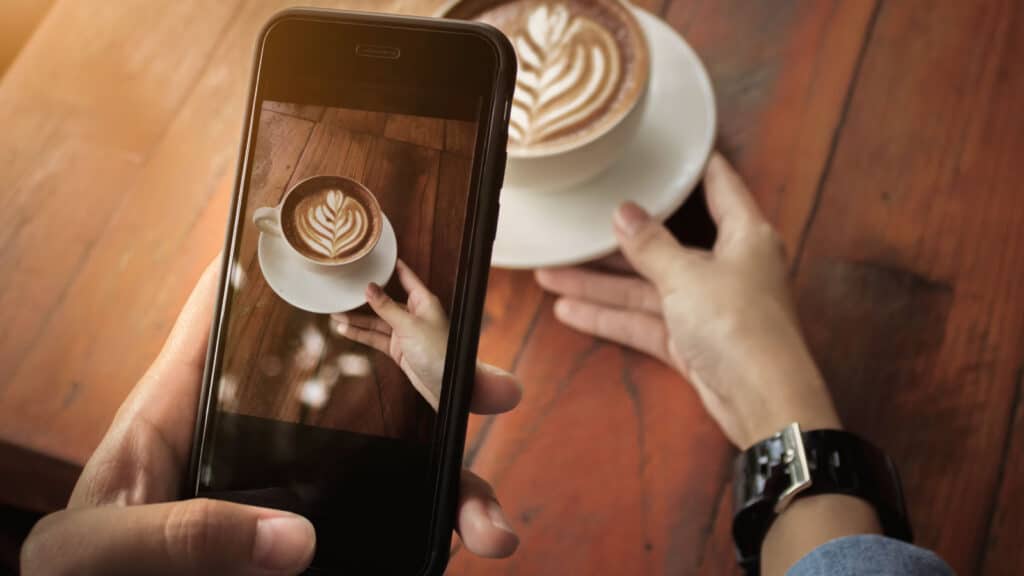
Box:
787, 534, 955, 576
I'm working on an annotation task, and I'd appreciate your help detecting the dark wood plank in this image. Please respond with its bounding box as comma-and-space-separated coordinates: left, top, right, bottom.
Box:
664, 0, 878, 251
384, 113, 447, 150
444, 119, 478, 156
8, 1, 1021, 575
695, 489, 740, 576
465, 269, 547, 460
322, 107, 390, 135
262, 101, 326, 122
220, 104, 337, 426
0, 441, 79, 514
455, 2, 880, 574
791, 0, 1024, 573
0, 504, 43, 573
980, 374, 1024, 574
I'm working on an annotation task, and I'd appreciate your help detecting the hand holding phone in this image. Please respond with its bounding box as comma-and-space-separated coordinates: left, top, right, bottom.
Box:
20, 257, 520, 575
186, 8, 517, 575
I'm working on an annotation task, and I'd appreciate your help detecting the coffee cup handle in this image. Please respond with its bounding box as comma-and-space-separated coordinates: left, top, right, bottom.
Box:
253, 205, 282, 236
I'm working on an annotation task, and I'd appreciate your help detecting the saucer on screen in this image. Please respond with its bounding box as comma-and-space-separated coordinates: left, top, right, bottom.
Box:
492, 7, 716, 269
258, 215, 397, 314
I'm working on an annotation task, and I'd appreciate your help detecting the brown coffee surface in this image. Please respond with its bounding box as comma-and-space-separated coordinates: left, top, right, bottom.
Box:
281, 185, 379, 264
474, 0, 648, 153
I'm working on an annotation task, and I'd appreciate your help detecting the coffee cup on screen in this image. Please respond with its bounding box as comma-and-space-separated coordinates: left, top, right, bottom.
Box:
254, 175, 383, 267
444, 0, 650, 191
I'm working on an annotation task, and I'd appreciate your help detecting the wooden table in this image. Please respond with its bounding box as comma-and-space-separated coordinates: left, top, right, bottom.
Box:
1, 1, 1021, 574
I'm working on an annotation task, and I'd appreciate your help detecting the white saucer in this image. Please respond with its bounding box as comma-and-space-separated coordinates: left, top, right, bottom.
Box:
257, 216, 397, 314
491, 8, 717, 269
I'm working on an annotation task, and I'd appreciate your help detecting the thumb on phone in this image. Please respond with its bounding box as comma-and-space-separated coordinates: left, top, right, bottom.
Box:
22, 498, 315, 576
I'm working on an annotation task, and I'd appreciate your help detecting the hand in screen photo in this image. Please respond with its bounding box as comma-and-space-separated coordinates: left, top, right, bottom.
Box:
333, 259, 496, 413
20, 257, 522, 576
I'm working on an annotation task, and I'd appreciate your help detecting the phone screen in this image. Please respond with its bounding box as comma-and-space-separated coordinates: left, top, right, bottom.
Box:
193, 16, 502, 573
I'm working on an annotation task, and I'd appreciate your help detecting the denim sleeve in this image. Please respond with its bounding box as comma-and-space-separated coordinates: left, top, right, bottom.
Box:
787, 535, 955, 576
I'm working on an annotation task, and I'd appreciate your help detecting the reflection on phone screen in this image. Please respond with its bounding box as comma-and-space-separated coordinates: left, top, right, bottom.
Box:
197, 99, 479, 572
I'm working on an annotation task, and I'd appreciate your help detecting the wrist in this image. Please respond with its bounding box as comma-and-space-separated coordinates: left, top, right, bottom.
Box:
732, 340, 841, 448
733, 377, 841, 450
761, 494, 882, 576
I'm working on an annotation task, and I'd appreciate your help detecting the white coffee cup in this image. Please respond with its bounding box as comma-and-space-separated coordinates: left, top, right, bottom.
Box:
503, 88, 648, 191
474, 0, 652, 192
253, 175, 383, 267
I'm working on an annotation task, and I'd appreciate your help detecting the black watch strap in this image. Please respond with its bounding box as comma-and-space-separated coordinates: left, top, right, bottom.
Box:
732, 424, 913, 575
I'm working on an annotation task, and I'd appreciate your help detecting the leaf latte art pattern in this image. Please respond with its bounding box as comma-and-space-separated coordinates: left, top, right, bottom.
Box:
508, 3, 622, 147
293, 189, 370, 260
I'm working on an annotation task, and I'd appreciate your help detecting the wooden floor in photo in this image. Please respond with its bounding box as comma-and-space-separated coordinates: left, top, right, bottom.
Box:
0, 1, 1022, 574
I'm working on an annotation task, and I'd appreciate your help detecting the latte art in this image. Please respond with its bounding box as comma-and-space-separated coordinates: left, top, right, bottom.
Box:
506, 3, 622, 147
293, 189, 370, 260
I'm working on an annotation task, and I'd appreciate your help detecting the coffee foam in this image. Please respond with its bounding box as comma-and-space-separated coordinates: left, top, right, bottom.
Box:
291, 189, 371, 261
476, 0, 646, 152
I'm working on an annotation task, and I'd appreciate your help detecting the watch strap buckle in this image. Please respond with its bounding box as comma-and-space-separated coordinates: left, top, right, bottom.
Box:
774, 422, 812, 513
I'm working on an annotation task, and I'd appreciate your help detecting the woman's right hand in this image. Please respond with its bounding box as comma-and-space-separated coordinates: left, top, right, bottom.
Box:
536, 153, 841, 449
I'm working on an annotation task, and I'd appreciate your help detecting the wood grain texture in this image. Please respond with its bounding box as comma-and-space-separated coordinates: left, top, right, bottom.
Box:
981, 372, 1024, 574
0, 0, 418, 500
455, 1, 880, 574
0, 0, 1021, 575
663, 0, 878, 251
0, 0, 54, 78
791, 0, 1024, 573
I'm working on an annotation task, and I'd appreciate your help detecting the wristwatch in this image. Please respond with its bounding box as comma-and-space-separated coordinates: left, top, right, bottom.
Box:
731, 423, 913, 574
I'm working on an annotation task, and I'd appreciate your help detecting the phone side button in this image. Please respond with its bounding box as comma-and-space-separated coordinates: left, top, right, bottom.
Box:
490, 197, 501, 243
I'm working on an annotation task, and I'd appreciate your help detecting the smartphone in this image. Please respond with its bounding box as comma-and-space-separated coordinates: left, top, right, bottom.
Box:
187, 9, 515, 574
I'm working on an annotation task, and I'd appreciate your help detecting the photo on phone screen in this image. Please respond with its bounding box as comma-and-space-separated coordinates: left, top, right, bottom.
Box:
188, 14, 513, 572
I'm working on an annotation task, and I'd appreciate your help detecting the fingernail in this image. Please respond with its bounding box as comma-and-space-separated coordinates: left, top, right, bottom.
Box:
614, 202, 650, 237
253, 515, 315, 572
487, 500, 515, 534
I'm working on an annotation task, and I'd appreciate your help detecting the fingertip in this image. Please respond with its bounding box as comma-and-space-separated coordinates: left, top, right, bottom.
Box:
473, 363, 523, 414
552, 297, 571, 320
703, 151, 737, 194
458, 497, 519, 559
486, 500, 515, 534
253, 514, 316, 573
703, 151, 762, 228
333, 314, 349, 334
707, 150, 728, 173
613, 201, 650, 237
484, 500, 520, 557
534, 267, 563, 290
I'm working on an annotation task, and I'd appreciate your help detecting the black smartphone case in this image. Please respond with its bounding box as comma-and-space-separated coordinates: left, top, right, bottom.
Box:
186, 8, 516, 575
